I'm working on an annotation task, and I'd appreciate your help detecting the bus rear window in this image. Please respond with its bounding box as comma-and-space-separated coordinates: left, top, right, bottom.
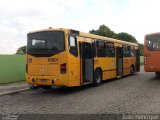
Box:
146, 34, 160, 51
27, 31, 65, 54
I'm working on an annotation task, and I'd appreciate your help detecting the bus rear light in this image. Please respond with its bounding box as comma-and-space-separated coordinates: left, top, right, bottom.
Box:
32, 78, 35, 83
144, 58, 147, 65
60, 63, 66, 74
28, 76, 30, 79
144, 56, 147, 65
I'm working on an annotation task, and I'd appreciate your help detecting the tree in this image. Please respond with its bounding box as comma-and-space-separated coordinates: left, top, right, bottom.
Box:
89, 25, 116, 38
116, 32, 138, 43
138, 43, 144, 56
16, 46, 26, 54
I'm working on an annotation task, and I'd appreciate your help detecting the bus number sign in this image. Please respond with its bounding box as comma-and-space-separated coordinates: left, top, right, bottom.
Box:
48, 58, 58, 63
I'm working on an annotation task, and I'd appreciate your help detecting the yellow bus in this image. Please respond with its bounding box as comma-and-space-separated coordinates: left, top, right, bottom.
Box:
26, 28, 140, 88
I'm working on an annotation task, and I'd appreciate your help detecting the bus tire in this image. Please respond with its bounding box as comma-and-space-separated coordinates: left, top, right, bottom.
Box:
130, 65, 135, 75
93, 69, 102, 86
155, 72, 160, 79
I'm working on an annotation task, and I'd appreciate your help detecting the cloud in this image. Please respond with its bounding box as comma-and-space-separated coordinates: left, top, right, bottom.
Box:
0, 0, 160, 54
112, 0, 160, 43
0, 0, 66, 54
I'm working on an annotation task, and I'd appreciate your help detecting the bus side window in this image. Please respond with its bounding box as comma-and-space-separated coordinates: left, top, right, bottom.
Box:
131, 49, 135, 57
68, 36, 78, 57
123, 45, 131, 57
92, 41, 97, 57
107, 42, 115, 57
147, 40, 153, 50
127, 46, 132, 57
123, 45, 127, 57
96, 40, 106, 57
131, 46, 135, 57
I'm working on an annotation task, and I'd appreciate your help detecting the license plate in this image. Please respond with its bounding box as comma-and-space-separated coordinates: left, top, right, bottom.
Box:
40, 79, 48, 83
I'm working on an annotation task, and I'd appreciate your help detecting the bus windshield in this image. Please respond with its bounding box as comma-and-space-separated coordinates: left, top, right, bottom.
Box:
146, 34, 160, 51
27, 31, 65, 54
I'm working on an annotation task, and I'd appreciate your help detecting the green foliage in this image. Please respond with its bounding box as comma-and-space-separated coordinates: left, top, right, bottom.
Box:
21, 46, 26, 53
138, 43, 144, 56
90, 25, 116, 38
16, 46, 26, 54
116, 32, 138, 43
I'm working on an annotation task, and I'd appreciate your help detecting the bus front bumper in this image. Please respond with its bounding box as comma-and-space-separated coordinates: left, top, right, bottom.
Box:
144, 66, 160, 72
26, 75, 68, 86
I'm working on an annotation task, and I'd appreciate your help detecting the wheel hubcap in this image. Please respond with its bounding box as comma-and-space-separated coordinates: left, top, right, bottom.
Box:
96, 73, 101, 83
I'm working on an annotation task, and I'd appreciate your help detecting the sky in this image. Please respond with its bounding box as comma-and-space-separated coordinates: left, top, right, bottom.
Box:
0, 0, 160, 54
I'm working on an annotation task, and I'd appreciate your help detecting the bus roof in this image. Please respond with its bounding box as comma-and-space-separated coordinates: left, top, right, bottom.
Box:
28, 28, 66, 34
80, 32, 138, 46
28, 28, 138, 47
145, 32, 160, 37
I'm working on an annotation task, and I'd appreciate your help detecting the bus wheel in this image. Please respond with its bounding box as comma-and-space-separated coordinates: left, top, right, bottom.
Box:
130, 66, 135, 75
93, 69, 102, 86
155, 72, 160, 79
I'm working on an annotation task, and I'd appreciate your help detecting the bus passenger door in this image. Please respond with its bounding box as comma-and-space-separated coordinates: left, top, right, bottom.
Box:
80, 42, 94, 83
117, 47, 123, 77
135, 49, 140, 72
